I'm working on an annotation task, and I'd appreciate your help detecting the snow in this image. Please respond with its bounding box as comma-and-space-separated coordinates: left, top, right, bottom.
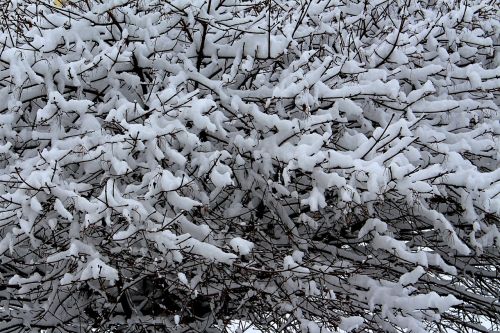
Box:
230, 237, 254, 256
180, 236, 237, 264
358, 218, 387, 238
9, 273, 42, 294
80, 258, 119, 285
177, 273, 189, 286
399, 266, 426, 286
339, 316, 364, 332
0, 233, 12, 255
1, 0, 498, 332
54, 199, 73, 220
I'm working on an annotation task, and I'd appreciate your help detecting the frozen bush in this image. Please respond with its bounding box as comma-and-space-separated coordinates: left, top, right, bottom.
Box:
0, 0, 498, 332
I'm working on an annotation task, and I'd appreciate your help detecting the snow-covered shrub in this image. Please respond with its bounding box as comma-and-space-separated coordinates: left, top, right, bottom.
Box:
0, 0, 498, 332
